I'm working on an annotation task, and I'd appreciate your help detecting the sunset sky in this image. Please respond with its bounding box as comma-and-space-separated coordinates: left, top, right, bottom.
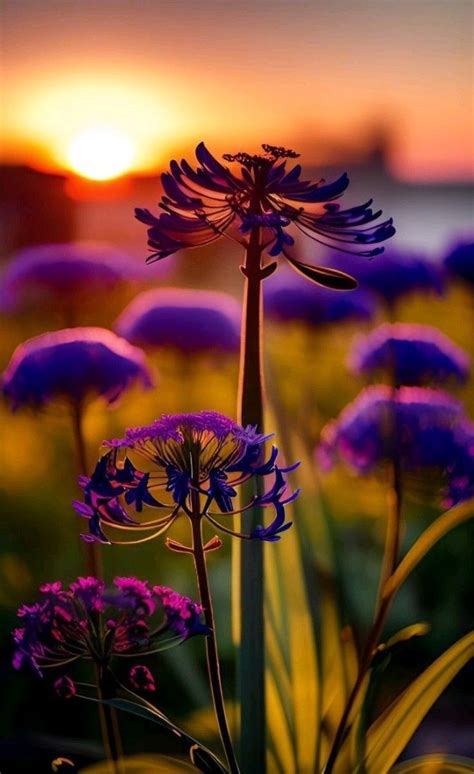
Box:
2, 0, 473, 181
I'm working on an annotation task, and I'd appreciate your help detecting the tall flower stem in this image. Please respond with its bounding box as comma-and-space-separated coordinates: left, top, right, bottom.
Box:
190, 489, 240, 774
96, 665, 123, 774
237, 226, 266, 773
70, 400, 103, 579
71, 402, 123, 767
324, 429, 403, 773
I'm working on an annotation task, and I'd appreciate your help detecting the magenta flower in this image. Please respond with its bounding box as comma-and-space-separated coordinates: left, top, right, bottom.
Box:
0, 242, 146, 314
129, 664, 156, 693
13, 576, 207, 681
115, 288, 241, 353
348, 323, 470, 387
1, 327, 153, 411
135, 142, 395, 289
317, 385, 474, 505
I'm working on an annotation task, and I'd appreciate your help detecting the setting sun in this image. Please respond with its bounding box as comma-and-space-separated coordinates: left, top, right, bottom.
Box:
67, 125, 135, 180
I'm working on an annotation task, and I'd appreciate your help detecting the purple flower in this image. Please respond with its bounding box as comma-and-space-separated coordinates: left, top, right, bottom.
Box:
0, 242, 146, 314
129, 664, 156, 693
1, 327, 153, 411
154, 586, 210, 637
115, 288, 241, 353
12, 576, 206, 686
135, 142, 394, 290
443, 239, 474, 287
327, 247, 443, 307
317, 385, 474, 505
75, 411, 297, 545
348, 323, 470, 387
265, 269, 377, 326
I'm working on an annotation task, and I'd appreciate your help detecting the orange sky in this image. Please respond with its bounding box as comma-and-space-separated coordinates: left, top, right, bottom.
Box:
2, 1, 473, 181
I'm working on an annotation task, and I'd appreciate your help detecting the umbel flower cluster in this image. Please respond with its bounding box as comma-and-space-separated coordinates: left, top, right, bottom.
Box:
75, 411, 298, 546
135, 142, 395, 288
13, 576, 207, 696
349, 323, 470, 387
318, 386, 474, 506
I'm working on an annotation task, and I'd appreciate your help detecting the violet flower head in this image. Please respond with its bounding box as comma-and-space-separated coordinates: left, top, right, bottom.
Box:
75, 410, 298, 545
349, 323, 470, 387
1, 327, 153, 411
443, 239, 474, 287
13, 576, 206, 684
0, 242, 146, 314
327, 247, 443, 308
115, 288, 241, 353
317, 385, 474, 505
135, 142, 395, 290
265, 269, 377, 326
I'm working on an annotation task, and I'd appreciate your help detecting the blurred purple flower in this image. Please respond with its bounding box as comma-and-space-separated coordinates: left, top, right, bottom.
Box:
265, 269, 377, 326
1, 327, 153, 411
349, 323, 470, 386
317, 385, 474, 505
129, 664, 156, 693
115, 288, 241, 353
13, 576, 206, 682
327, 247, 443, 308
75, 410, 297, 545
135, 142, 395, 290
0, 242, 147, 314
443, 239, 474, 287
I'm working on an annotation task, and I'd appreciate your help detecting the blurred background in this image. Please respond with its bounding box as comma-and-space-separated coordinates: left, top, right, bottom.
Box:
1, 1, 473, 771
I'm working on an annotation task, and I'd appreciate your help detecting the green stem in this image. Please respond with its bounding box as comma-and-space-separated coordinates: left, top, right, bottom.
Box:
71, 401, 103, 578
190, 490, 240, 774
96, 666, 124, 774
72, 403, 123, 767
237, 227, 266, 773
324, 467, 403, 773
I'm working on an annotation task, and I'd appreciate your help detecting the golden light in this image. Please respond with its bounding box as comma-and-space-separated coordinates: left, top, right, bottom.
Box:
67, 125, 135, 180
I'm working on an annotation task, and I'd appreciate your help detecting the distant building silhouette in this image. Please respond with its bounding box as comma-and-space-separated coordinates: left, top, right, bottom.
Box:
0, 165, 76, 257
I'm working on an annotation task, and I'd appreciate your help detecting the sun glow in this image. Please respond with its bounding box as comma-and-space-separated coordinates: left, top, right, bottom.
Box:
67, 125, 136, 180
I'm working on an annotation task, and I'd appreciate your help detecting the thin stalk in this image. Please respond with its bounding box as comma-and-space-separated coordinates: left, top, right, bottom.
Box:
190, 489, 240, 774
324, 427, 403, 773
237, 226, 266, 773
96, 666, 124, 774
71, 402, 123, 767
70, 400, 103, 578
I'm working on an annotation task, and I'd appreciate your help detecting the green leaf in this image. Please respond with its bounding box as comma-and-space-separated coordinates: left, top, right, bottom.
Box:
384, 499, 474, 599
362, 632, 474, 773
77, 692, 226, 774
263, 405, 322, 772
391, 754, 474, 773
376, 622, 430, 654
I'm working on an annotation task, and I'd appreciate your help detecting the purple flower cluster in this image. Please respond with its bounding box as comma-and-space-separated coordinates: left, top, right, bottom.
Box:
1, 327, 153, 411
265, 269, 377, 326
327, 247, 443, 307
349, 323, 470, 387
115, 288, 241, 354
0, 242, 146, 314
317, 386, 474, 506
443, 239, 474, 287
135, 142, 394, 289
13, 576, 207, 692
75, 411, 298, 545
